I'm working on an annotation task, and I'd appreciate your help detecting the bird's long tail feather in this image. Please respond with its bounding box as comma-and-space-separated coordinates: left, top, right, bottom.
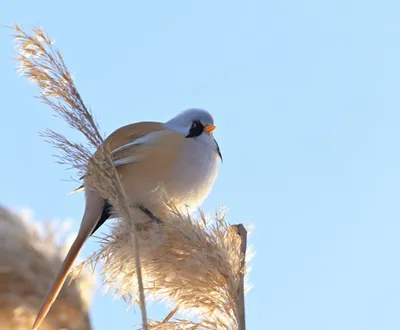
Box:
32, 192, 103, 330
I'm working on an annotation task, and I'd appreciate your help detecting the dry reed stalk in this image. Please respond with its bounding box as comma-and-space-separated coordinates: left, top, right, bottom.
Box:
11, 24, 149, 329
11, 24, 252, 329
0, 206, 95, 330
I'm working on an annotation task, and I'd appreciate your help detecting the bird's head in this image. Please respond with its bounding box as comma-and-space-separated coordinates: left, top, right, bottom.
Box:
165, 108, 216, 138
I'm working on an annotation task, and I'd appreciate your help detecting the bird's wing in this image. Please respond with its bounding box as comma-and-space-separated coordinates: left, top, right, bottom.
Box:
69, 122, 166, 194
32, 121, 168, 330
105, 121, 166, 153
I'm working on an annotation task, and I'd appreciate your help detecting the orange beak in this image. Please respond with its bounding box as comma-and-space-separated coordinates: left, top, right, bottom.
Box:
204, 124, 216, 134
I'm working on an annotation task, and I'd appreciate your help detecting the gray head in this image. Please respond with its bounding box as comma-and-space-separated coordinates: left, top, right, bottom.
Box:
165, 108, 222, 161
165, 108, 216, 138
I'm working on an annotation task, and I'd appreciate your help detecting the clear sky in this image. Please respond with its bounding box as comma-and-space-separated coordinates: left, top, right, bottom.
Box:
1, 1, 400, 329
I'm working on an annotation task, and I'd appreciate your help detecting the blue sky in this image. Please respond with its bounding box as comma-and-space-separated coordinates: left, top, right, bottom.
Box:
1, 1, 400, 329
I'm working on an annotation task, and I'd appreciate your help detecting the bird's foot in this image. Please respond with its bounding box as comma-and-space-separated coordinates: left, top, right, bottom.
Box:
137, 205, 162, 225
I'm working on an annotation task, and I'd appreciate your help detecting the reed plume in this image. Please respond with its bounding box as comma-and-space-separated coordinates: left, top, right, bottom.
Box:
78, 205, 252, 329
0, 206, 95, 330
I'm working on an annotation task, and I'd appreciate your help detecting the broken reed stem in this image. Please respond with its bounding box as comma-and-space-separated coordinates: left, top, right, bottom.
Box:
11, 24, 150, 329
232, 224, 247, 330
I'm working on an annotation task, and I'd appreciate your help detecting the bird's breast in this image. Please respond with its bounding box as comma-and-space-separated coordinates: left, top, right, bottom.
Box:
167, 137, 219, 211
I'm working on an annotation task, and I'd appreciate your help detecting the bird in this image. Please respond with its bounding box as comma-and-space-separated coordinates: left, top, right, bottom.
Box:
32, 108, 222, 330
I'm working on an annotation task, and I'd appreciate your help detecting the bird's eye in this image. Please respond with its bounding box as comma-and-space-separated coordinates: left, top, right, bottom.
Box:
186, 120, 204, 138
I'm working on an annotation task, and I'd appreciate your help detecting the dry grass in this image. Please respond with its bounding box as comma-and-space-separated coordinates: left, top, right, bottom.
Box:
0, 206, 95, 330
11, 24, 252, 329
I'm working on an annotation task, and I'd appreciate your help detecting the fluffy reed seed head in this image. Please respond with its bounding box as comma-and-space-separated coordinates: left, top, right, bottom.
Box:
73, 203, 252, 330
0, 206, 95, 330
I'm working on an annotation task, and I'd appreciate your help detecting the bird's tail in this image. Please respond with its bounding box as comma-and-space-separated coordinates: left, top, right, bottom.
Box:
32, 191, 103, 330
